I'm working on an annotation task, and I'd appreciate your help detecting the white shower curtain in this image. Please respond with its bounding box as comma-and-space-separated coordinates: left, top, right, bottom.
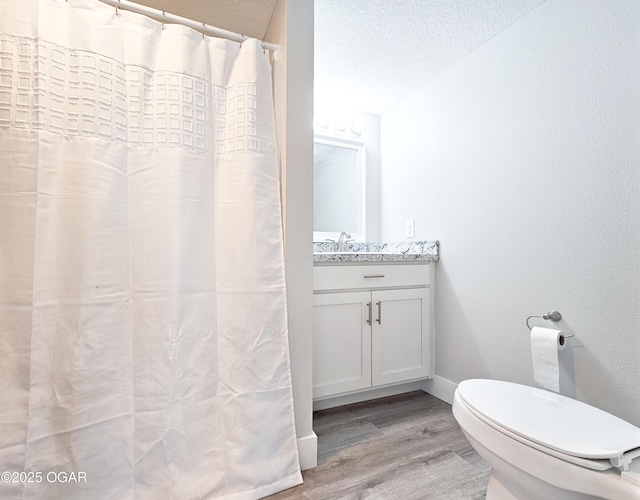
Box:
0, 0, 302, 498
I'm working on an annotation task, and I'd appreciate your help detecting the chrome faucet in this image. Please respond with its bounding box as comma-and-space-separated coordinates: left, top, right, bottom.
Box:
337, 231, 354, 252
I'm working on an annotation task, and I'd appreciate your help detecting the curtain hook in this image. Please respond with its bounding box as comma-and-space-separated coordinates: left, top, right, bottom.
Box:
161, 11, 166, 30
115, 0, 121, 16
202, 22, 206, 40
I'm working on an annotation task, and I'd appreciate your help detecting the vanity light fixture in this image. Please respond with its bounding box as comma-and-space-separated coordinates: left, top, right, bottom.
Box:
333, 120, 347, 132
350, 120, 365, 136
313, 117, 365, 138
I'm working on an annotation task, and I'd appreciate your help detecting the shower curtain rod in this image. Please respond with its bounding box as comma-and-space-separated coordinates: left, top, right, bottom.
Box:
96, 0, 279, 51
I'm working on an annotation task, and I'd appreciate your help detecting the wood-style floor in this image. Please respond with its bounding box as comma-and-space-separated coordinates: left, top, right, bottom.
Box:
265, 391, 490, 500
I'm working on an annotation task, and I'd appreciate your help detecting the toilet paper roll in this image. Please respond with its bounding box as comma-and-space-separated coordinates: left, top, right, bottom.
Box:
531, 327, 565, 393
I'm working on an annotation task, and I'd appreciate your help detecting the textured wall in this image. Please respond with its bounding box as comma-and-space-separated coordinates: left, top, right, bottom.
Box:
381, 0, 640, 425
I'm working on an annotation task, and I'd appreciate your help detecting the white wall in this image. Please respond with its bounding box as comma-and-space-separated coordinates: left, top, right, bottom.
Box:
265, 0, 317, 469
381, 0, 640, 425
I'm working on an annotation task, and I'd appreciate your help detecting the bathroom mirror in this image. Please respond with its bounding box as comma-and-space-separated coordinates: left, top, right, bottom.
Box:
313, 134, 366, 242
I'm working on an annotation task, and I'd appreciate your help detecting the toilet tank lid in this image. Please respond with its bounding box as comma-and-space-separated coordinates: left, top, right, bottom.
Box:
457, 379, 640, 461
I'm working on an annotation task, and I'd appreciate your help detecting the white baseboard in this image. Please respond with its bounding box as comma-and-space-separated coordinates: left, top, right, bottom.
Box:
421, 375, 458, 405
312, 381, 424, 411
297, 432, 317, 470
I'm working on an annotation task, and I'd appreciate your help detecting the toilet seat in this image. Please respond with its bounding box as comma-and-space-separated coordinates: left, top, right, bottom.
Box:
457, 379, 640, 471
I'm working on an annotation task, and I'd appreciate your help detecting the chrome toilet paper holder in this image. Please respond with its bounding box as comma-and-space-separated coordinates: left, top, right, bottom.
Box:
526, 310, 562, 330
526, 310, 573, 333
526, 310, 574, 343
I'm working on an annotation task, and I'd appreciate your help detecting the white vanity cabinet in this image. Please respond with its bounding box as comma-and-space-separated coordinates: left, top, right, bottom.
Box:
312, 263, 433, 401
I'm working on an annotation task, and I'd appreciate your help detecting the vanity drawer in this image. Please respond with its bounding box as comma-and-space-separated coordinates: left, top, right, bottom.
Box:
313, 264, 429, 291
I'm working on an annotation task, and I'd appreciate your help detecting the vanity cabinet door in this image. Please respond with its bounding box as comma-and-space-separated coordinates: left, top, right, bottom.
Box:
371, 288, 430, 387
312, 291, 372, 399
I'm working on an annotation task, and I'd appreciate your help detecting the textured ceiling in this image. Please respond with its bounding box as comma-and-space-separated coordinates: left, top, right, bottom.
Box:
129, 0, 277, 40
315, 0, 546, 114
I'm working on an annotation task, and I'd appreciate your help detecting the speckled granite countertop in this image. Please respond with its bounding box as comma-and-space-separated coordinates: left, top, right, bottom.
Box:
313, 240, 439, 263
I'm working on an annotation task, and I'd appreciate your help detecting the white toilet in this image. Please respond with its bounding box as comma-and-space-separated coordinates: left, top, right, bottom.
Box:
452, 379, 640, 499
